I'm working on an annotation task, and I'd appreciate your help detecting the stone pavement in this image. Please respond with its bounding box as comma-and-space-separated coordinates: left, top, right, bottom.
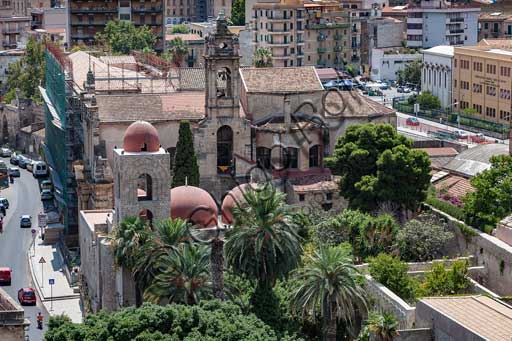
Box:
28, 231, 83, 323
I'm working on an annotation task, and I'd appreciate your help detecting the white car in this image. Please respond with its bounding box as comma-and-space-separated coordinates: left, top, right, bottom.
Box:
454, 130, 468, 139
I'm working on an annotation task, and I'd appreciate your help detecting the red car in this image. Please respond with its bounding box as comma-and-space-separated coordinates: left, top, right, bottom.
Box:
0, 267, 11, 285
406, 117, 420, 126
18, 288, 36, 305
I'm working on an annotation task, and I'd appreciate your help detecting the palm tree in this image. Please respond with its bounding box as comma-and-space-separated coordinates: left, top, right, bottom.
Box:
109, 216, 151, 271
253, 47, 273, 68
224, 184, 302, 289
291, 245, 368, 341
366, 312, 399, 341
168, 37, 189, 67
144, 243, 211, 305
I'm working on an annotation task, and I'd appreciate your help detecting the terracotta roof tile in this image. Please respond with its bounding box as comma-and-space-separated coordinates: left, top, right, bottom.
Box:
166, 33, 204, 41
434, 174, 475, 198
240, 66, 324, 93
177, 67, 205, 90
417, 147, 459, 157
323, 90, 396, 117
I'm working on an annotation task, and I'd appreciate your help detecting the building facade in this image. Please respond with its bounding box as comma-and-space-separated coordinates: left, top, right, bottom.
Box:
406, 0, 480, 48
0, 0, 31, 50
360, 16, 405, 68
165, 0, 231, 25
422, 45, 454, 109
370, 48, 421, 82
453, 45, 512, 125
68, 0, 165, 50
478, 12, 512, 41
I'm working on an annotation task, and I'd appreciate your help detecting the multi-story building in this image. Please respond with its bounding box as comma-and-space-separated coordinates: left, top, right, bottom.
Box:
422, 45, 454, 109
166, 33, 204, 67
251, 0, 352, 68
68, 0, 165, 50
452, 45, 512, 125
406, 0, 480, 48
0, 1, 30, 51
478, 12, 512, 40
165, 0, 230, 25
360, 16, 405, 69
370, 48, 421, 82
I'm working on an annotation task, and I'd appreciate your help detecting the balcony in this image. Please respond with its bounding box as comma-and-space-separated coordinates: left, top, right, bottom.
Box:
73, 21, 106, 26
297, 51, 304, 56
267, 15, 289, 22
447, 29, 464, 34
2, 41, 16, 47
268, 41, 291, 46
296, 39, 304, 45
268, 28, 289, 34
273, 54, 290, 59
449, 40, 464, 45
450, 17, 464, 23
351, 55, 359, 62
317, 34, 327, 41
2, 28, 22, 34
132, 6, 163, 13
334, 34, 342, 40
334, 46, 343, 52
70, 7, 117, 14
307, 23, 348, 30
317, 47, 327, 53
351, 43, 360, 48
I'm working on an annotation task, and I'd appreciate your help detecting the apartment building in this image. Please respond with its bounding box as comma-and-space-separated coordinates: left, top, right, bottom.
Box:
360, 16, 405, 68
478, 12, 512, 40
406, 0, 480, 48
68, 0, 165, 50
422, 45, 453, 109
251, 0, 352, 68
452, 46, 512, 124
0, 1, 30, 50
165, 0, 230, 25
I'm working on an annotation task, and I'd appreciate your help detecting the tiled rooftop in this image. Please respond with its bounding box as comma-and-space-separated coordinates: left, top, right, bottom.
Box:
421, 296, 512, 341
417, 147, 458, 157
443, 143, 508, 177
240, 66, 324, 93
434, 174, 475, 198
166, 33, 204, 42
323, 90, 396, 118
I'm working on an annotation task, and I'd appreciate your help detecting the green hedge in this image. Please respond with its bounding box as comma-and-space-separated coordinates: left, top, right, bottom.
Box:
425, 195, 465, 222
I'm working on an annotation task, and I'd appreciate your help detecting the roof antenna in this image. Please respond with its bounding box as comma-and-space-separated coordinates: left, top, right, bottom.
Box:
185, 176, 188, 186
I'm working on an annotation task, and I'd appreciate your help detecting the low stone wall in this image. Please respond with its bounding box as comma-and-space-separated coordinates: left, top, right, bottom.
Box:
394, 328, 432, 341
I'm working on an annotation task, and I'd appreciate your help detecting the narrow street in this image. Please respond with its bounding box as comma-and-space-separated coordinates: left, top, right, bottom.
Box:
0, 157, 49, 341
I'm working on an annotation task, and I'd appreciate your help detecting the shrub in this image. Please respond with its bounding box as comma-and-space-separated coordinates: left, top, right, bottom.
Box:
425, 195, 465, 221
421, 259, 470, 296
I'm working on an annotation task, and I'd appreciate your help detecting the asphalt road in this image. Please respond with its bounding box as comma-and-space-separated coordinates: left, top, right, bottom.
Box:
0, 157, 48, 341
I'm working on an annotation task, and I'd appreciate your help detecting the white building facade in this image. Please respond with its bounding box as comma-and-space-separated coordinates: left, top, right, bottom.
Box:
370, 48, 422, 82
407, 0, 480, 48
422, 45, 454, 109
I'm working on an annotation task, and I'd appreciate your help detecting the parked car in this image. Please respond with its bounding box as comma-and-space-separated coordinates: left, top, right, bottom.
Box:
17, 288, 36, 305
8, 167, 20, 177
402, 87, 412, 93
406, 117, 420, 126
454, 129, 469, 139
0, 198, 9, 209
471, 133, 486, 143
0, 148, 12, 157
9, 154, 19, 165
18, 156, 28, 169
40, 189, 53, 201
33, 161, 48, 178
20, 215, 31, 228
0, 267, 11, 285
26, 160, 34, 173
40, 179, 53, 191
0, 161, 7, 175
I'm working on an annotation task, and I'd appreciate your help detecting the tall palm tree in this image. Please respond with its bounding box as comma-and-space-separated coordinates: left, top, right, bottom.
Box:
168, 37, 189, 67
291, 245, 368, 341
109, 216, 151, 271
253, 47, 273, 68
224, 184, 302, 289
144, 243, 211, 305
366, 312, 399, 341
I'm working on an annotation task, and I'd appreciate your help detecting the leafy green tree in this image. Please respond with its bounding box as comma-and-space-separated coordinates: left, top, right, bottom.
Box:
330, 124, 431, 214
5, 36, 45, 103
45, 300, 284, 341
291, 245, 367, 341
231, 0, 246, 25
366, 312, 399, 341
368, 253, 418, 303
421, 259, 470, 296
170, 24, 189, 33
96, 20, 156, 54
396, 59, 421, 88
171, 120, 200, 188
225, 185, 302, 327
345, 63, 358, 77
463, 155, 512, 231
397, 213, 454, 262
144, 243, 211, 304
167, 37, 189, 67
253, 47, 273, 67
416, 91, 440, 110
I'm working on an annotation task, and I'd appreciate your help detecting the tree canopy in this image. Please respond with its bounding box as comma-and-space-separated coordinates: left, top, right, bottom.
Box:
172, 120, 200, 188
253, 47, 273, 67
463, 155, 512, 231
396, 60, 421, 88
166, 37, 189, 67
44, 300, 285, 341
329, 123, 431, 213
416, 91, 441, 110
231, 0, 246, 26
170, 24, 189, 34
96, 20, 156, 54
5, 36, 45, 103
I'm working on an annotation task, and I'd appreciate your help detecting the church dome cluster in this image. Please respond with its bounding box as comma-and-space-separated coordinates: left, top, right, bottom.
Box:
170, 185, 218, 228
123, 120, 161, 152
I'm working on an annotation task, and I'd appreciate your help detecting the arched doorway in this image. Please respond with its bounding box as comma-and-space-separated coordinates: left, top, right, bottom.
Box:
217, 126, 233, 174
139, 209, 154, 226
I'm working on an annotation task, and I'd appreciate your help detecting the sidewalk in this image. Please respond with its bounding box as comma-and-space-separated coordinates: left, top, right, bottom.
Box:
28, 231, 83, 323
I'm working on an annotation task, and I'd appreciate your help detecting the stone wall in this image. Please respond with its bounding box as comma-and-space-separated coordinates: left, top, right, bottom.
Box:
0, 325, 24, 341
370, 328, 432, 341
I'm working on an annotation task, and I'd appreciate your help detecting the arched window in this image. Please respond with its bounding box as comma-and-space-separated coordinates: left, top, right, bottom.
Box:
217, 126, 233, 173
284, 147, 299, 169
137, 173, 153, 201
256, 147, 271, 169
309, 145, 320, 168
216, 67, 232, 98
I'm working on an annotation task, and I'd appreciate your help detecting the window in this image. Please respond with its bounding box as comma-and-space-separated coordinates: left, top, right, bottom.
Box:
500, 110, 511, 121
460, 81, 470, 90
454, 79, 457, 88
137, 174, 153, 201
485, 107, 496, 117
454, 59, 457, 68
256, 147, 271, 169
472, 83, 482, 93
326, 192, 333, 201
501, 66, 511, 77
309, 145, 320, 168
486, 86, 496, 96
486, 64, 496, 74
460, 60, 470, 69
217, 126, 233, 173
473, 104, 482, 114
473, 62, 482, 72
285, 147, 299, 169
299, 194, 305, 202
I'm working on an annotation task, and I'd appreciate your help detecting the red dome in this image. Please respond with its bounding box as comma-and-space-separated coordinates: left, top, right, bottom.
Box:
170, 186, 218, 228
123, 121, 160, 152
221, 184, 252, 225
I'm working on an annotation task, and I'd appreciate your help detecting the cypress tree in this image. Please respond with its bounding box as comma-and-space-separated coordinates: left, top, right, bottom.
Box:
171, 120, 200, 188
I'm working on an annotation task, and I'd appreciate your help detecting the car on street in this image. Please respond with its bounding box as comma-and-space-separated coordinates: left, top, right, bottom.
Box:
40, 179, 52, 191
471, 133, 486, 143
402, 87, 412, 93
17, 288, 36, 305
20, 215, 31, 228
18, 156, 28, 169
406, 117, 420, 126
9, 154, 19, 165
0, 161, 7, 175
33, 161, 48, 178
0, 148, 12, 157
40, 189, 53, 201
0, 267, 11, 285
8, 167, 20, 177
26, 160, 34, 173
0, 197, 9, 209
454, 129, 469, 139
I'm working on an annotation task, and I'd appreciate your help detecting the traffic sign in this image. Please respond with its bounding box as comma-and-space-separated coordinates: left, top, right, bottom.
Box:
38, 257, 46, 264
31, 228, 36, 235
49, 278, 55, 285
38, 213, 47, 228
